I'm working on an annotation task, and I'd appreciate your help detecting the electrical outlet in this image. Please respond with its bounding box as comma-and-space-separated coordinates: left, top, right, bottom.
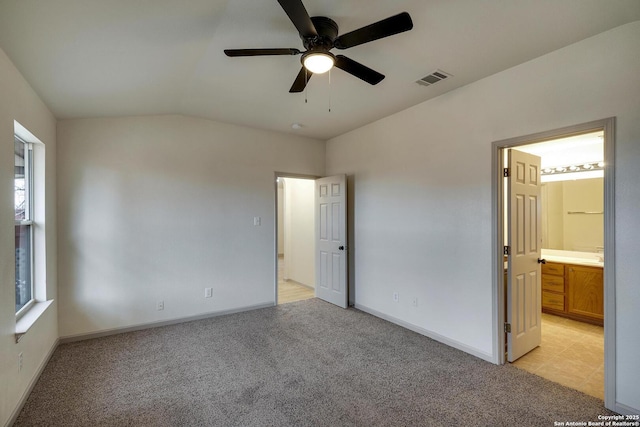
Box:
253, 216, 261, 226
412, 297, 419, 307
205, 287, 213, 298
18, 352, 23, 372
157, 300, 164, 311
393, 292, 399, 302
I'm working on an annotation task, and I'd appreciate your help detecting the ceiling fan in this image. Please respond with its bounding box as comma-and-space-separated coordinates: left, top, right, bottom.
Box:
224, 0, 413, 93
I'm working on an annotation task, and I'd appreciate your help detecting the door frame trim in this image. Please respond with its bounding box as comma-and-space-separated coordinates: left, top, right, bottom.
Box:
491, 117, 616, 409
273, 172, 320, 305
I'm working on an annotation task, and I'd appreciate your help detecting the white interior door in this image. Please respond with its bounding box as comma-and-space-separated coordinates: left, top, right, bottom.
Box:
507, 149, 542, 361
315, 174, 348, 308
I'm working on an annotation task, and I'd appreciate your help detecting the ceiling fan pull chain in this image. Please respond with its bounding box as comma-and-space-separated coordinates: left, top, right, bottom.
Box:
305, 68, 308, 104
328, 68, 331, 113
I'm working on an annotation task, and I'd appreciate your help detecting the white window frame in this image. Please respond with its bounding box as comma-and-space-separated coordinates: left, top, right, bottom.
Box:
14, 120, 51, 342
15, 135, 35, 319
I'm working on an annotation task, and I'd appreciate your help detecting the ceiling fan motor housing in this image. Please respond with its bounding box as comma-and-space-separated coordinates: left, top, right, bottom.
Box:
303, 16, 339, 52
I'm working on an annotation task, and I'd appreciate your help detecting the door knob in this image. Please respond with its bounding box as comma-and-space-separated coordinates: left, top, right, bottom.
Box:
537, 258, 546, 264
338, 246, 345, 251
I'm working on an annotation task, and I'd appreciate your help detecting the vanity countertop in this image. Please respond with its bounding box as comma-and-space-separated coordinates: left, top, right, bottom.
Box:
541, 250, 604, 268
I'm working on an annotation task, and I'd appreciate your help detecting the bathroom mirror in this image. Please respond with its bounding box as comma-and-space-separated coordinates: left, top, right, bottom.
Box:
541, 177, 603, 252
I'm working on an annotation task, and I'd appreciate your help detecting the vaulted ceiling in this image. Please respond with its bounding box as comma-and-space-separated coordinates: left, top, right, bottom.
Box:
1, 1, 639, 140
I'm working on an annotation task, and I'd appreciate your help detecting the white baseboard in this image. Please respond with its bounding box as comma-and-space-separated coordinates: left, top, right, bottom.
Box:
60, 303, 274, 344
355, 303, 494, 363
6, 338, 59, 427
613, 402, 640, 416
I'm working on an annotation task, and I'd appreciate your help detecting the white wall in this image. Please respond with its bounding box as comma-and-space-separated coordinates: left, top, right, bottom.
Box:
326, 21, 640, 412
283, 178, 315, 287
0, 48, 58, 426
56, 115, 324, 338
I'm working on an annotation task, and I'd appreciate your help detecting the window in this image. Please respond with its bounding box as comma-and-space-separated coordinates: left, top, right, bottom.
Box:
13, 121, 50, 340
15, 135, 34, 315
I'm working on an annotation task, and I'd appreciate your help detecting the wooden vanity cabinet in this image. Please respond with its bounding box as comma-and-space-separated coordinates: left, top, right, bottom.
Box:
541, 261, 603, 325
542, 262, 565, 313
567, 265, 604, 323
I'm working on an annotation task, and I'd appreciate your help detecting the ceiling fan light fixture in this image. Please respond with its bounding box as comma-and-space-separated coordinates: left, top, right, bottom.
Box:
302, 51, 335, 74
224, 2, 414, 92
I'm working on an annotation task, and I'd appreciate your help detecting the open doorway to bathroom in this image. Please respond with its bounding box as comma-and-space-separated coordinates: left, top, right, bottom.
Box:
276, 176, 316, 304
507, 131, 605, 398
493, 118, 615, 406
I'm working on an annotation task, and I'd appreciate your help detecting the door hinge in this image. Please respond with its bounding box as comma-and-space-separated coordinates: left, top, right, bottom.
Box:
503, 168, 510, 177
504, 322, 511, 333
503, 246, 510, 256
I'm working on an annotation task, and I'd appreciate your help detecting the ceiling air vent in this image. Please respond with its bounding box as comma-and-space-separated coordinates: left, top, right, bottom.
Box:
416, 69, 452, 87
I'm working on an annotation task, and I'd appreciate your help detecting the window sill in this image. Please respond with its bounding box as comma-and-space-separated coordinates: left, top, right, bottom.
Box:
15, 300, 53, 343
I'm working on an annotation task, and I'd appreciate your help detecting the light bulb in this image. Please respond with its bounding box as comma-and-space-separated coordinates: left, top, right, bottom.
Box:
303, 52, 335, 74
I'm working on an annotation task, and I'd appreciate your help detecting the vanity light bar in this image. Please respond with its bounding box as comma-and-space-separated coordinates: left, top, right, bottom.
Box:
541, 161, 604, 176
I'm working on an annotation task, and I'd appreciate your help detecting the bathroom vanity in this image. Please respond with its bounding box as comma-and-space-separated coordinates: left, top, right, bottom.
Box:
541, 251, 604, 325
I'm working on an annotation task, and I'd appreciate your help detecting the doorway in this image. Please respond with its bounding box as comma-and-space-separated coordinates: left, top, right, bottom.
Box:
508, 131, 605, 398
276, 175, 316, 305
492, 118, 615, 407
274, 173, 349, 308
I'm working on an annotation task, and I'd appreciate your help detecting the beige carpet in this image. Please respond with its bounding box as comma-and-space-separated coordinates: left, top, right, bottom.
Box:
15, 299, 614, 426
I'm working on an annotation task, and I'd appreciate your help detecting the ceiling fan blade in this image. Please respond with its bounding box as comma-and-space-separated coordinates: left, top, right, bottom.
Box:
334, 55, 385, 85
224, 48, 301, 57
277, 0, 318, 38
289, 67, 313, 93
334, 12, 413, 50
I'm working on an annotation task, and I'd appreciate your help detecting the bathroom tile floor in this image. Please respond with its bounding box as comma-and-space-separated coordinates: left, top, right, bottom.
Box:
512, 313, 604, 400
